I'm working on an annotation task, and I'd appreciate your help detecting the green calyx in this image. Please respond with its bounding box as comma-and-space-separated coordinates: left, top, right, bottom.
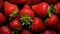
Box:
9, 9, 19, 20
20, 14, 33, 26
48, 4, 56, 17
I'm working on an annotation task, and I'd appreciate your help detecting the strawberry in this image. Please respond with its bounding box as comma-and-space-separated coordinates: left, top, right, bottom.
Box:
9, 0, 26, 4
54, 2, 60, 16
0, 26, 12, 34
20, 29, 32, 34
32, 2, 49, 18
0, 12, 6, 26
4, 1, 19, 18
31, 17, 45, 32
9, 17, 22, 30
43, 30, 57, 34
45, 14, 59, 28
44, 0, 58, 4
0, 0, 4, 9
20, 4, 35, 18
27, 0, 41, 5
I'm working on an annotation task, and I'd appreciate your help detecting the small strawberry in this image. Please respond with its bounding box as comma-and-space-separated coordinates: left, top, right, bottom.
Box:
20, 29, 32, 34
20, 4, 35, 18
31, 17, 46, 32
0, 12, 6, 26
54, 2, 60, 16
32, 2, 49, 18
0, 0, 4, 9
42, 30, 57, 34
9, 0, 26, 4
44, 0, 58, 4
0, 26, 12, 34
27, 0, 41, 5
4, 1, 19, 18
45, 14, 59, 28
9, 17, 22, 30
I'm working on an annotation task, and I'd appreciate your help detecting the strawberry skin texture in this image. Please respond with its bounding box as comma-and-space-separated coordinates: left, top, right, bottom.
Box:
31, 17, 45, 32
46, 14, 59, 28
0, 26, 12, 34
9, 0, 26, 4
44, 0, 58, 4
0, 0, 4, 9
9, 17, 22, 29
4, 1, 18, 17
20, 4, 35, 17
55, 2, 60, 16
0, 12, 6, 26
27, 0, 41, 5
20, 29, 32, 34
32, 2, 49, 18
43, 30, 57, 34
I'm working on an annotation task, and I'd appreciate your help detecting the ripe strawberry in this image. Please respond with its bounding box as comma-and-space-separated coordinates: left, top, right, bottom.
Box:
54, 2, 60, 16
0, 12, 6, 26
4, 1, 19, 18
27, 0, 41, 5
45, 14, 59, 28
43, 30, 57, 34
9, 0, 26, 4
0, 0, 4, 9
32, 2, 49, 18
31, 17, 45, 32
9, 17, 22, 30
44, 0, 58, 4
20, 29, 32, 34
0, 26, 12, 34
20, 4, 35, 18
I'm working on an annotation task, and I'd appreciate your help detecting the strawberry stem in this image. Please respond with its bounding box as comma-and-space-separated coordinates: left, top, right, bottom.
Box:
20, 14, 33, 26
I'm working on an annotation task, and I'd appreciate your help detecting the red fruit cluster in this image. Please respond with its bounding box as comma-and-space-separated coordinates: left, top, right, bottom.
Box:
0, 0, 60, 34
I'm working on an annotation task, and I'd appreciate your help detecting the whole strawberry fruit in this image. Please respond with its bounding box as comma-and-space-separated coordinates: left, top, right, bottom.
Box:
27, 0, 41, 5
9, 0, 26, 4
0, 0, 4, 9
54, 2, 60, 16
9, 17, 22, 30
32, 2, 49, 18
20, 29, 32, 34
20, 4, 35, 18
44, 0, 58, 4
43, 30, 57, 34
4, 1, 19, 18
0, 26, 12, 34
45, 14, 59, 28
31, 17, 46, 32
0, 12, 6, 26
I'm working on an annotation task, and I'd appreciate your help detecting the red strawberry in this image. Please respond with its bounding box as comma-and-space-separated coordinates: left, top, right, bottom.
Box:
9, 0, 26, 4
0, 26, 12, 34
0, 0, 4, 9
31, 17, 45, 32
20, 29, 32, 34
4, 1, 19, 18
20, 4, 35, 18
43, 30, 57, 34
9, 17, 22, 29
0, 12, 6, 26
32, 2, 49, 18
27, 0, 41, 5
44, 0, 58, 4
45, 14, 59, 28
54, 2, 60, 16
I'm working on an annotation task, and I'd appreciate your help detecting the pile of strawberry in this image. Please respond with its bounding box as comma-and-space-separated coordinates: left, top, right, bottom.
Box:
0, 0, 60, 34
